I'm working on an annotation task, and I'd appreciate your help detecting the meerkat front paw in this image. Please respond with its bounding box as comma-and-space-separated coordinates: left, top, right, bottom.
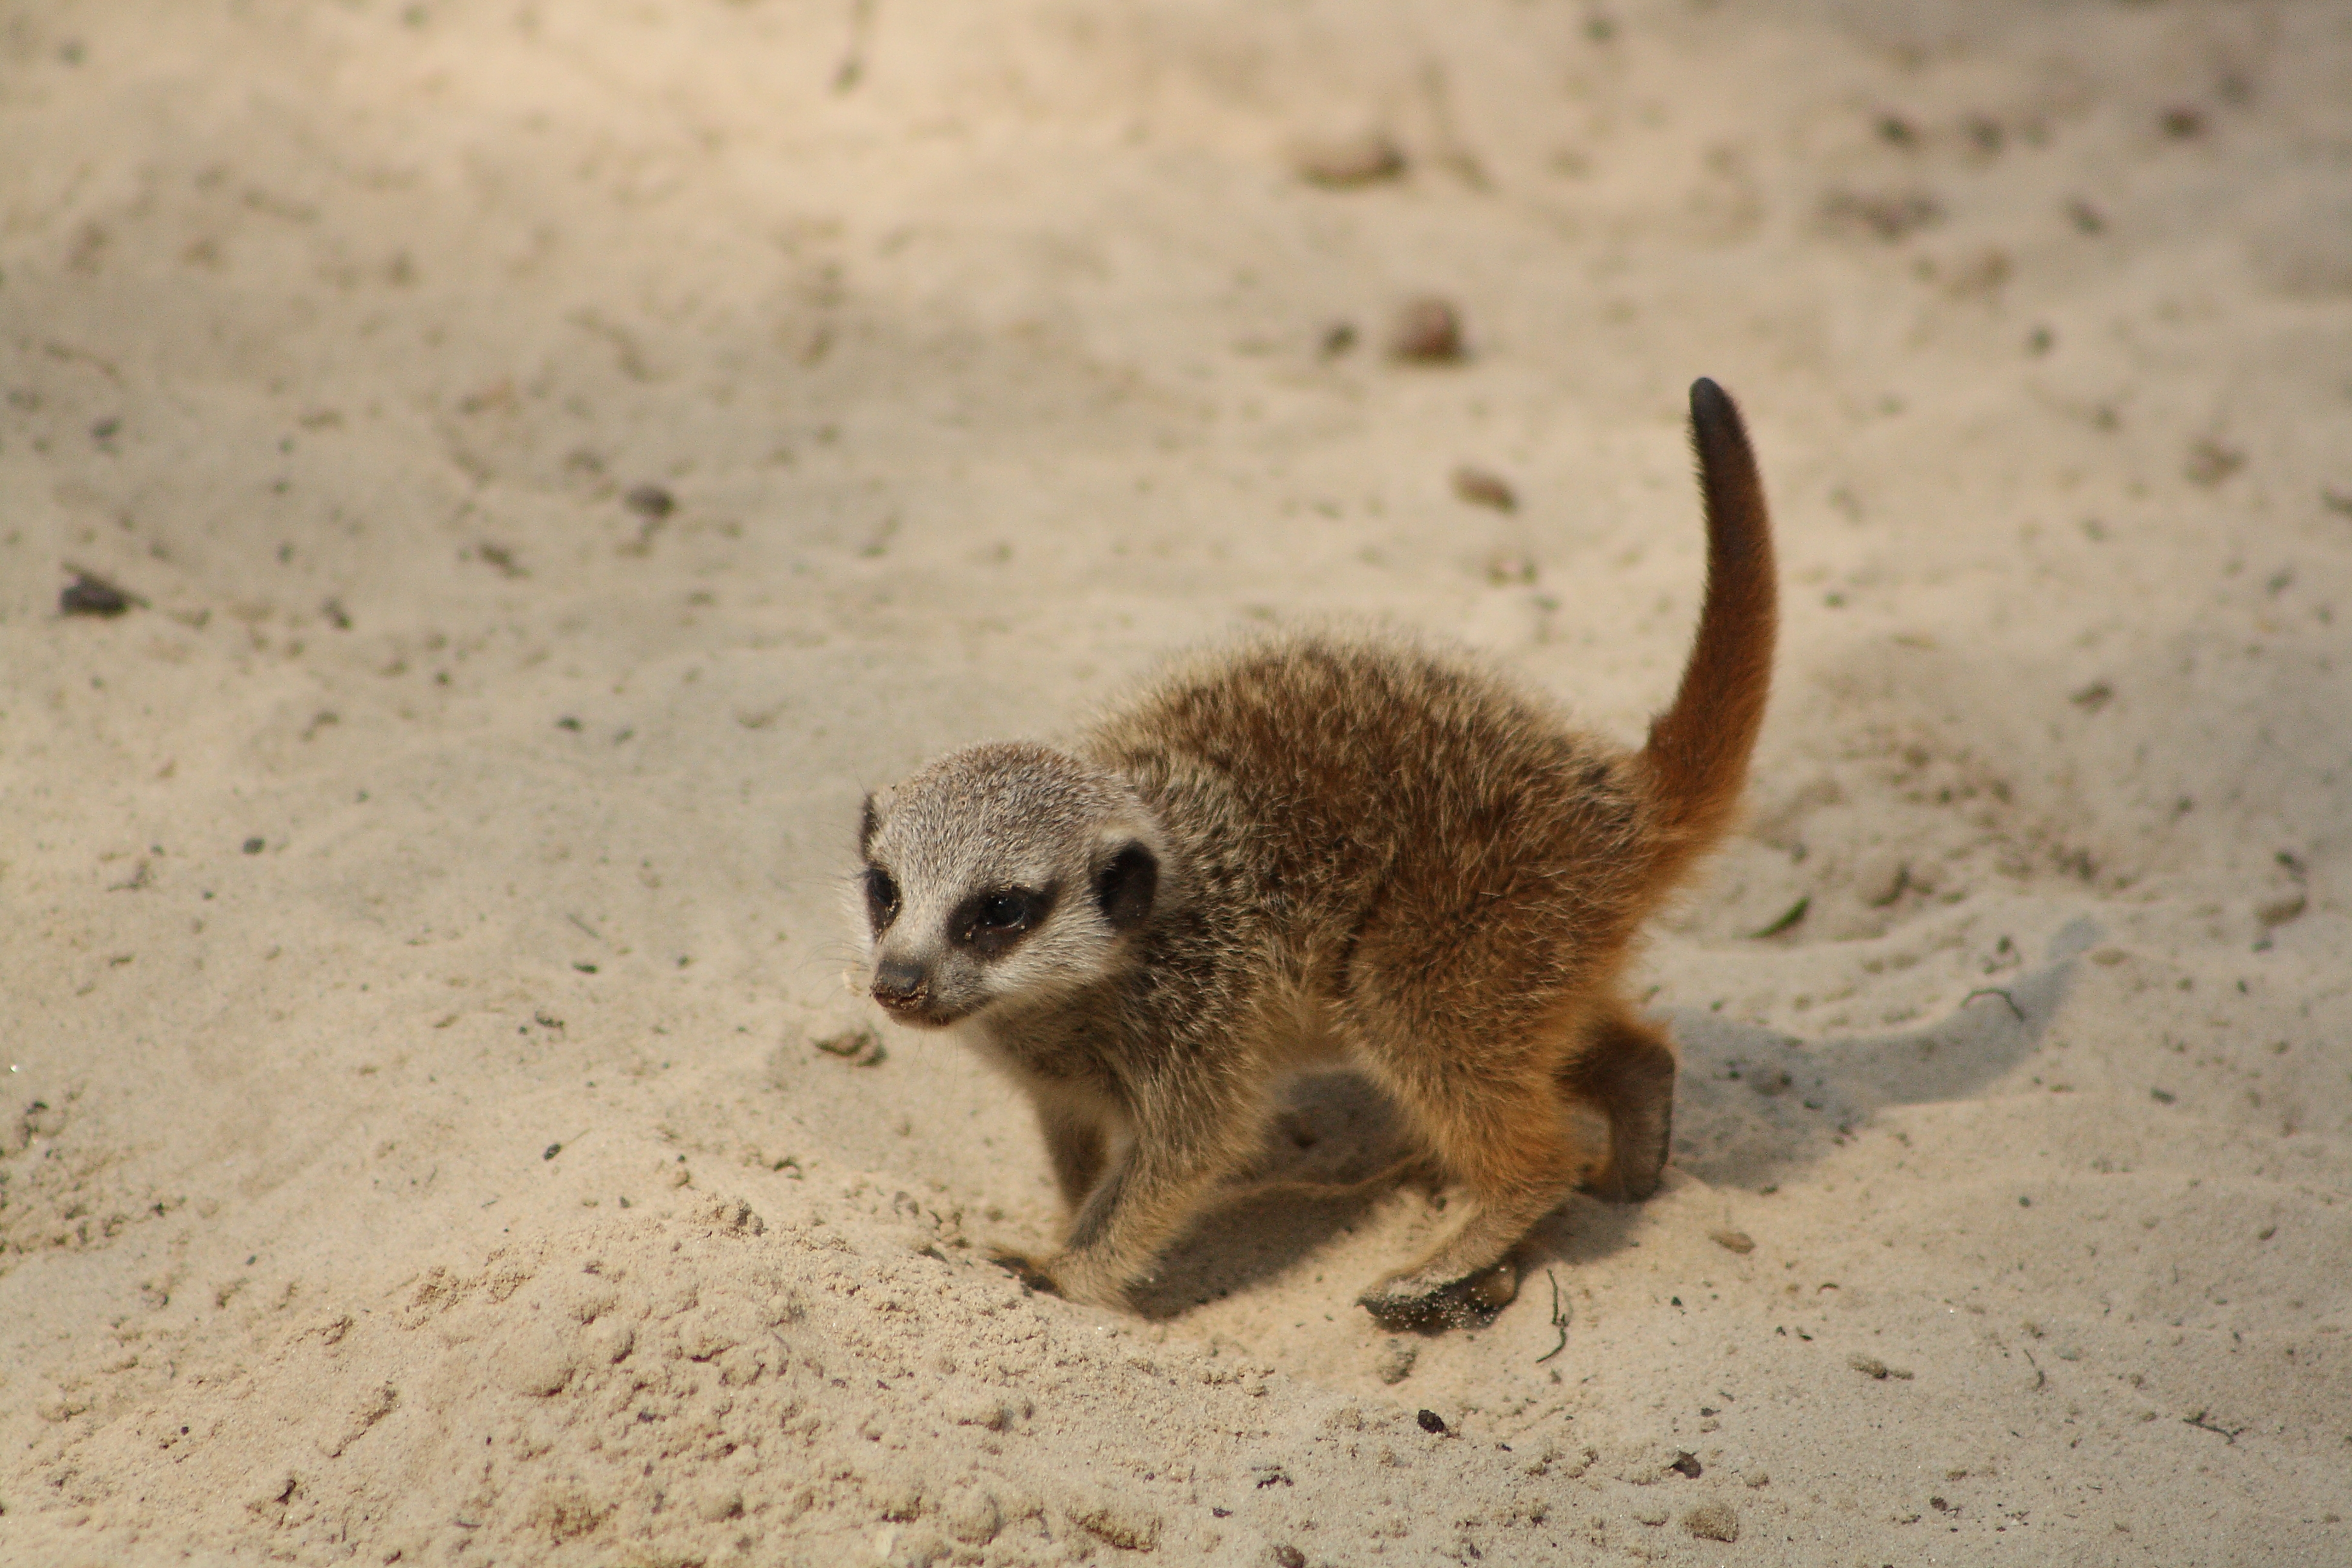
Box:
1357, 1258, 1521, 1331
987, 1246, 1065, 1296
986, 1246, 1134, 1310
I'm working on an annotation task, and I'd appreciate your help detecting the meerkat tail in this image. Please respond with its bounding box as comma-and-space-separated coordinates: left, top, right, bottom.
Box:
1638, 376, 1778, 866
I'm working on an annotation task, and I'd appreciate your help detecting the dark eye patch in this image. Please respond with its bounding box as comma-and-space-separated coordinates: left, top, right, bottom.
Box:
864, 867, 901, 930
952, 884, 1056, 954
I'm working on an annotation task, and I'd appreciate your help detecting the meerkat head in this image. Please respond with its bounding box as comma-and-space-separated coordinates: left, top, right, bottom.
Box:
854, 742, 1162, 1030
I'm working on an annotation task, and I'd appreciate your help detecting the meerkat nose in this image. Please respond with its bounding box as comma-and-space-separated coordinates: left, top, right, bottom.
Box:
871, 955, 928, 1008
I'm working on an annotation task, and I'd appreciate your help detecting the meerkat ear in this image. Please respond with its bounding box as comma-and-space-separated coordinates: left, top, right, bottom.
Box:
1094, 840, 1157, 931
858, 791, 881, 857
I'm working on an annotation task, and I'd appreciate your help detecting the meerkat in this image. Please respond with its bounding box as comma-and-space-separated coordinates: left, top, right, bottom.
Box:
852, 377, 1775, 1328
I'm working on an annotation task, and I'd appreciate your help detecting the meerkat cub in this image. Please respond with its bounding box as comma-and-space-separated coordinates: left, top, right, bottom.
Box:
853, 379, 1775, 1328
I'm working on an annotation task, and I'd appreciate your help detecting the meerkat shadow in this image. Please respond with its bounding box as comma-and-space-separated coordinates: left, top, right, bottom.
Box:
1131, 918, 2088, 1318
1127, 1071, 1428, 1321
1662, 915, 2095, 1192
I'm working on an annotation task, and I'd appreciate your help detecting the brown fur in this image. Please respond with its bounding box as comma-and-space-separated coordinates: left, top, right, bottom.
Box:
854, 378, 1775, 1327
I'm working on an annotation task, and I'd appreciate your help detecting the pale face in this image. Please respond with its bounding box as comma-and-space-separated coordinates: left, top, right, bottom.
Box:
853, 743, 1158, 1029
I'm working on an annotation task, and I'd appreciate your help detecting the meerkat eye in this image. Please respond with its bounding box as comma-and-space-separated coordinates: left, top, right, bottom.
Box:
976, 892, 1028, 931
864, 868, 901, 929
953, 886, 1053, 951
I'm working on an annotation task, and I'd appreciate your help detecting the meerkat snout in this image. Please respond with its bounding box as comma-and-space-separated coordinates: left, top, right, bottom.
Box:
851, 377, 1777, 1333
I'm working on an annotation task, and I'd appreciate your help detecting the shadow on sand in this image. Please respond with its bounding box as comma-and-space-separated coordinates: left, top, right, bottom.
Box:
1129, 916, 2096, 1321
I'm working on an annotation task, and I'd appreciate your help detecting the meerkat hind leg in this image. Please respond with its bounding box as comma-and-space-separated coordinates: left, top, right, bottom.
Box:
1355, 1074, 1592, 1330
1562, 1007, 1677, 1203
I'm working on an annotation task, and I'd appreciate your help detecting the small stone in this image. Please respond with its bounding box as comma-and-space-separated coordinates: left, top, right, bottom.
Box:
1417, 1408, 1450, 1435
2184, 437, 2243, 486
60, 571, 134, 616
1294, 129, 1405, 188
2256, 892, 2307, 929
623, 483, 676, 520
1684, 1501, 1740, 1542
1451, 465, 1517, 512
243, 837, 267, 855
1710, 1228, 1756, 1255
2070, 680, 2115, 712
1390, 296, 1464, 362
1273, 1546, 1307, 1568
1669, 1451, 1703, 1479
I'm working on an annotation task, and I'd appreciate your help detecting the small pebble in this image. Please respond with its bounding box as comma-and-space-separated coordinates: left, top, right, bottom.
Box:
60, 572, 134, 616
1273, 1546, 1307, 1568
1293, 129, 1405, 188
1451, 465, 1517, 512
1390, 297, 1464, 362
2184, 438, 2244, 486
1710, 1228, 1756, 1255
1417, 1408, 1449, 1435
1669, 1451, 1703, 1479
243, 837, 266, 855
2256, 892, 2307, 928
624, 483, 676, 520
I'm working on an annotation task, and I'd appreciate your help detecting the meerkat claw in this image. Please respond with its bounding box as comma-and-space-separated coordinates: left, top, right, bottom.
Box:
1356, 1259, 1521, 1331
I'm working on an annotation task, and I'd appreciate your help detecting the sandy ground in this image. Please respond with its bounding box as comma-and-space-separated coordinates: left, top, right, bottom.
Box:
4, 1, 2350, 1564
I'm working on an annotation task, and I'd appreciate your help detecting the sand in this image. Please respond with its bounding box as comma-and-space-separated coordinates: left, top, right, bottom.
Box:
3, 1, 2348, 1564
